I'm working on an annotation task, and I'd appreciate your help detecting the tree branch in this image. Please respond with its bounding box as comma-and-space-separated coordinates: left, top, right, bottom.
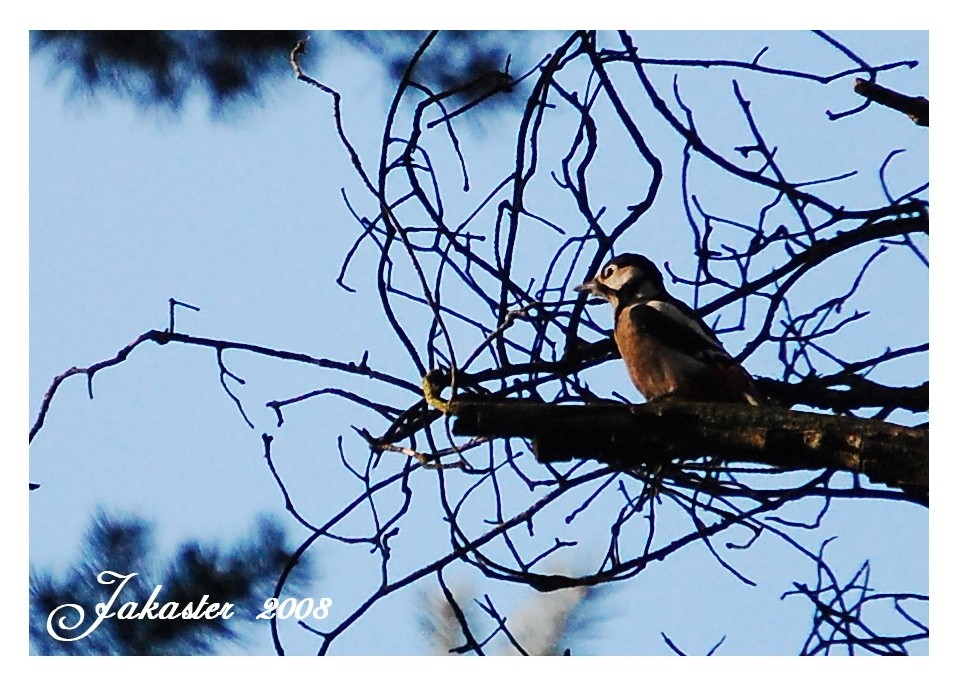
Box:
448, 399, 927, 505
30, 329, 419, 444
853, 79, 928, 126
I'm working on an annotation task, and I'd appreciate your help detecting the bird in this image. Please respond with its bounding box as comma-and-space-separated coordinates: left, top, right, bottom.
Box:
575, 253, 762, 405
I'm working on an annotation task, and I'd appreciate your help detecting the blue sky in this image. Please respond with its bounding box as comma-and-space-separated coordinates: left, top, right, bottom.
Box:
24, 26, 932, 665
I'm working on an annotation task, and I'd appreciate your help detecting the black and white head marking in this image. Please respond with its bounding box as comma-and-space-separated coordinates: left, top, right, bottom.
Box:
576, 253, 667, 305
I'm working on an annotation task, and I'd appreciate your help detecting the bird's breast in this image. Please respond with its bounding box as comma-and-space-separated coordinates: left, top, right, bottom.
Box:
613, 309, 706, 401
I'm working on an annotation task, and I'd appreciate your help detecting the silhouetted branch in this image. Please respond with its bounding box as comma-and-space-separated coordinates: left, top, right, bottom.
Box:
854, 78, 929, 126
30, 328, 420, 444
447, 398, 928, 504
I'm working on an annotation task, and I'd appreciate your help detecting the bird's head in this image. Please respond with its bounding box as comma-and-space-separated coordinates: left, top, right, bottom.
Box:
575, 253, 666, 305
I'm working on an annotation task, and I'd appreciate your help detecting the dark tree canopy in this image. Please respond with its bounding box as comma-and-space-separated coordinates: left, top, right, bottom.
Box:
31, 30, 521, 115
31, 512, 309, 655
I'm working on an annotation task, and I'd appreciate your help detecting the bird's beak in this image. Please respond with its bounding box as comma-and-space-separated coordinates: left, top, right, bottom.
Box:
575, 279, 601, 296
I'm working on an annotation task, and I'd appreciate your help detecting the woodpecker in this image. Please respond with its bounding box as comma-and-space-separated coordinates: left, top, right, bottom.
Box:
575, 254, 761, 405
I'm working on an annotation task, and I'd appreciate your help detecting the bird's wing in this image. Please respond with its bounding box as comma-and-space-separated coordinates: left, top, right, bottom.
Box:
628, 300, 733, 364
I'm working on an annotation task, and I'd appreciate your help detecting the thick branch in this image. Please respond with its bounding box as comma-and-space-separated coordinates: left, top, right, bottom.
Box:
854, 79, 929, 126
758, 377, 928, 414
449, 399, 927, 505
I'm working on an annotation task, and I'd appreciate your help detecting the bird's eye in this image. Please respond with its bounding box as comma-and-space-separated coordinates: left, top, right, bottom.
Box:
602, 266, 615, 279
